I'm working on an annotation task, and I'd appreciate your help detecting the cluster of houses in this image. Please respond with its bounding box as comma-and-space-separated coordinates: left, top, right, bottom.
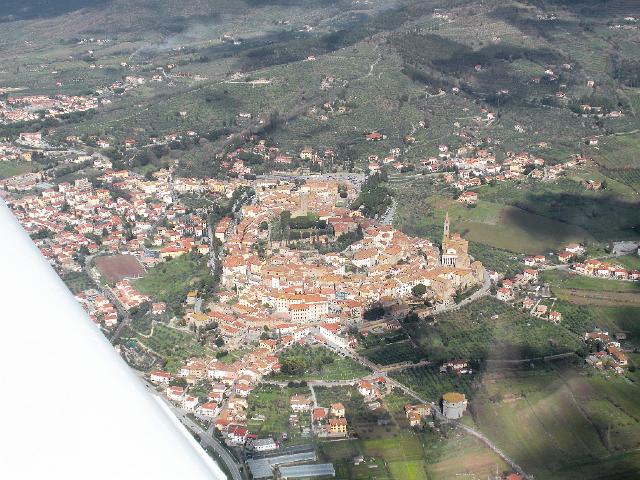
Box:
584, 331, 629, 375
405, 403, 432, 427
439, 359, 472, 375
555, 243, 640, 281
0, 94, 98, 125
4, 167, 213, 276
290, 394, 349, 438
150, 345, 283, 447
437, 146, 583, 191
571, 259, 640, 281
74, 289, 119, 327
5, 166, 487, 351
497, 272, 538, 301
356, 377, 389, 410
558, 243, 586, 263
496, 270, 563, 324
525, 299, 563, 324
113, 280, 150, 310
0, 141, 35, 162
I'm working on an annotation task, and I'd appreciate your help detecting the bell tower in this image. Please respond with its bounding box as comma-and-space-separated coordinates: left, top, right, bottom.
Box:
443, 211, 450, 244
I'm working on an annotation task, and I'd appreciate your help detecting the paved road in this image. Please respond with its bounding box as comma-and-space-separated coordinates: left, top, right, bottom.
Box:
380, 359, 431, 373
309, 384, 318, 409
261, 379, 358, 388
379, 197, 397, 226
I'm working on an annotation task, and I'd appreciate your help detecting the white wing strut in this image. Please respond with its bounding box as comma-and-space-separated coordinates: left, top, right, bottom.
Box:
0, 201, 225, 479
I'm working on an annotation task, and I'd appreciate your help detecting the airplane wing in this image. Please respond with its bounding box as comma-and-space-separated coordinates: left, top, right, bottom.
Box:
0, 201, 226, 479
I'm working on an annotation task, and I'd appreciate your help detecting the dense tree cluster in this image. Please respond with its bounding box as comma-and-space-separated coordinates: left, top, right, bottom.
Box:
351, 172, 393, 218
278, 345, 335, 376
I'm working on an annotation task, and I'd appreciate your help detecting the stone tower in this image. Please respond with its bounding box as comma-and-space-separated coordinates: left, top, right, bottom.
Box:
443, 211, 450, 244
299, 191, 309, 217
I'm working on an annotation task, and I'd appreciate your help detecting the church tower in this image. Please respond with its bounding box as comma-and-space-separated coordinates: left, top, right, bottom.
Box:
443, 211, 450, 245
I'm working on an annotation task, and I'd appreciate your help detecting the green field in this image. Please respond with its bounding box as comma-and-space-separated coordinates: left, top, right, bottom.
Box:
61, 271, 95, 295
247, 384, 310, 442
613, 254, 640, 271
542, 269, 640, 293
134, 324, 211, 372
130, 312, 153, 336
596, 134, 640, 192
541, 269, 640, 307
271, 345, 370, 381
391, 366, 477, 402
472, 366, 640, 480
394, 184, 594, 254
478, 180, 640, 243
468, 242, 524, 277
0, 161, 33, 179
454, 202, 591, 254
135, 252, 215, 314
315, 386, 506, 479
586, 305, 640, 347
361, 340, 426, 366
549, 295, 640, 348
404, 296, 583, 362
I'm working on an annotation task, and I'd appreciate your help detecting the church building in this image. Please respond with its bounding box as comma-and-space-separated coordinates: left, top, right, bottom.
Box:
440, 212, 471, 268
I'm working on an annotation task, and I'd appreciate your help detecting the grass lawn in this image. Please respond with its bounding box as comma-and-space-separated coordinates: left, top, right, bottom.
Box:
612, 254, 640, 270
421, 432, 507, 480
387, 460, 428, 480
0, 161, 32, 179
135, 252, 214, 312
326, 429, 506, 480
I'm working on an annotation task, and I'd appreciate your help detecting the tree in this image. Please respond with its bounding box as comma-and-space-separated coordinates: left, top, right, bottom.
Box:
281, 355, 307, 375
169, 377, 188, 388
412, 283, 427, 297
190, 378, 212, 400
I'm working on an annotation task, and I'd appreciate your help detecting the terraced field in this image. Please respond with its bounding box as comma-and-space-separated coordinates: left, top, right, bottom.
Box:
472, 366, 640, 480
